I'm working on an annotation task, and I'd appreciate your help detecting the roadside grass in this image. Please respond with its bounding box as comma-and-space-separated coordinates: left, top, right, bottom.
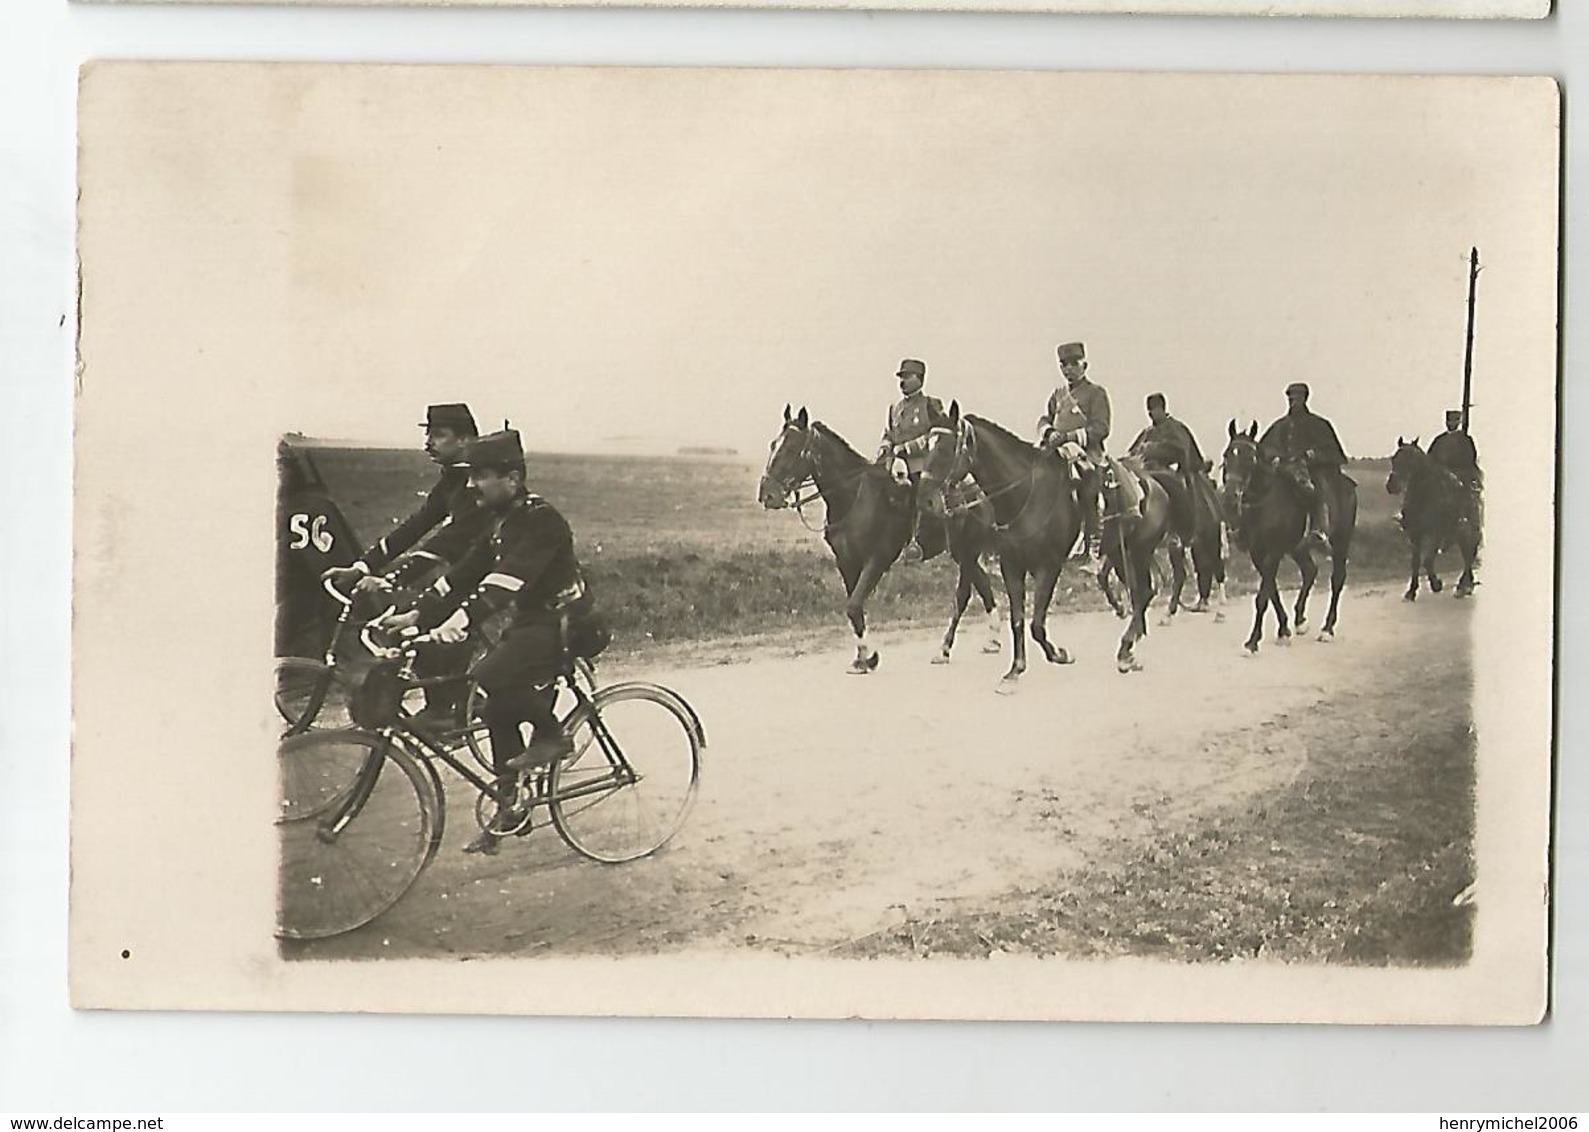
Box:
835, 652, 1475, 965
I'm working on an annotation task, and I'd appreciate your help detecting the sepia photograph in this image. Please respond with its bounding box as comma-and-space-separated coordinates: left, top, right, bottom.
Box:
72, 63, 1556, 1023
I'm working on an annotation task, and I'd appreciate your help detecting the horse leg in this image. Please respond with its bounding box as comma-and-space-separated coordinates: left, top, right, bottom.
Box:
1456, 529, 1478, 596
968, 553, 1002, 653
1404, 536, 1421, 602
1120, 551, 1155, 672
1426, 539, 1444, 593
936, 569, 974, 664
1030, 563, 1073, 666
1098, 558, 1126, 619
1214, 526, 1229, 623
843, 558, 888, 674
1160, 544, 1187, 627
1320, 547, 1348, 638
997, 556, 1029, 693
1246, 554, 1283, 654
1291, 550, 1318, 632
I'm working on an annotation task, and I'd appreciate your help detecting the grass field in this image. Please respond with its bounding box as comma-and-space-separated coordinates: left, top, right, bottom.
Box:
303, 444, 1413, 656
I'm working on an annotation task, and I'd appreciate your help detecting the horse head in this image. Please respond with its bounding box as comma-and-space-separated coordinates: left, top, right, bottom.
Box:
759, 404, 813, 509
1220, 418, 1260, 511
1386, 435, 1423, 496
918, 399, 971, 518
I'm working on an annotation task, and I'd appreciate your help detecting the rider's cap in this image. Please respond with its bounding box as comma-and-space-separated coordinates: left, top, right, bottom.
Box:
1285, 382, 1310, 399
420, 403, 479, 436
896, 359, 926, 378
1446, 409, 1463, 425
1146, 392, 1166, 409
1057, 341, 1087, 363
457, 428, 525, 471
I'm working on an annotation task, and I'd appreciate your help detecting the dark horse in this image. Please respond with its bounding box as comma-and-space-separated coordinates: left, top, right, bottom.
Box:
1094, 456, 1177, 672
1100, 439, 1229, 626
1387, 437, 1479, 601
758, 406, 1001, 674
919, 405, 1080, 693
1220, 420, 1358, 653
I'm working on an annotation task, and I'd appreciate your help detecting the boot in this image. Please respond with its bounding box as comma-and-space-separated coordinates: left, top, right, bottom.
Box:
1303, 497, 1331, 555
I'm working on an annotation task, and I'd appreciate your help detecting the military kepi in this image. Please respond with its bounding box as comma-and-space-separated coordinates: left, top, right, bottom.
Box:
896, 358, 926, 378
420, 403, 480, 436
1056, 341, 1086, 363
1446, 409, 1464, 425
1285, 382, 1310, 398
458, 428, 525, 470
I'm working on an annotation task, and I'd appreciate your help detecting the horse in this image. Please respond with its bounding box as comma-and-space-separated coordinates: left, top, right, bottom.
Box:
1094, 456, 1176, 672
758, 405, 1002, 674
1102, 438, 1230, 626
1386, 437, 1479, 600
918, 404, 1081, 693
1220, 419, 1358, 652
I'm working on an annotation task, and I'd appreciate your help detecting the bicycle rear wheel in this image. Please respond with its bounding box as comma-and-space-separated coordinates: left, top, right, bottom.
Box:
277, 730, 441, 940
549, 683, 701, 864
275, 657, 352, 734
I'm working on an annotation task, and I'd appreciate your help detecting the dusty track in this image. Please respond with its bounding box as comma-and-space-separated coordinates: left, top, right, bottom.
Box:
289, 583, 1471, 960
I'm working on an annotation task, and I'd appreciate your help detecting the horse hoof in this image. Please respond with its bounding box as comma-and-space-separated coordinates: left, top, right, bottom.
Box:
1403, 592, 1417, 603
1214, 611, 1227, 624
1242, 644, 1259, 657
1276, 636, 1291, 648
1049, 648, 1074, 666
1117, 658, 1143, 674
1316, 631, 1333, 643
931, 652, 951, 666
1430, 577, 1444, 593
1157, 615, 1174, 628
981, 642, 1002, 654
995, 680, 1019, 696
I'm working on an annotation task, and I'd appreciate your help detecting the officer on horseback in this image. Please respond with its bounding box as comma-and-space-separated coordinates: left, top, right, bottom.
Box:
1257, 382, 1349, 554
877, 358, 951, 564
1038, 341, 1112, 564
1430, 410, 1482, 488
1127, 393, 1209, 546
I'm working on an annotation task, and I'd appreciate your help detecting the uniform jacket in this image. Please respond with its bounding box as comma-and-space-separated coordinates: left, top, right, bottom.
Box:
1428, 429, 1480, 480
881, 393, 949, 474
358, 463, 493, 584
1258, 409, 1348, 468
416, 492, 583, 634
1040, 379, 1111, 456
1128, 415, 1206, 473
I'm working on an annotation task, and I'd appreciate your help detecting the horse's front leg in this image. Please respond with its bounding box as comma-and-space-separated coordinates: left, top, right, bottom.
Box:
1029, 562, 1074, 667
1291, 549, 1318, 631
1098, 558, 1126, 619
967, 551, 1003, 653
1120, 552, 1156, 672
1161, 544, 1188, 627
997, 555, 1029, 693
1246, 553, 1280, 654
1425, 539, 1444, 594
936, 570, 974, 664
1320, 548, 1349, 638
1404, 536, 1422, 602
843, 557, 888, 674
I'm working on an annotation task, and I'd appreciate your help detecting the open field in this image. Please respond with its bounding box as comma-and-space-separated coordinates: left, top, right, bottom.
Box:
303, 444, 1418, 658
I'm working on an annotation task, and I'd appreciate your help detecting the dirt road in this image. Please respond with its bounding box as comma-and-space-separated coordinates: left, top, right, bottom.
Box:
291, 584, 1472, 960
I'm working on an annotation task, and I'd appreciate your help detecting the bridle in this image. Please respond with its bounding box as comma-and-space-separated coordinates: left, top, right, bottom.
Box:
763, 422, 867, 533
925, 419, 1037, 532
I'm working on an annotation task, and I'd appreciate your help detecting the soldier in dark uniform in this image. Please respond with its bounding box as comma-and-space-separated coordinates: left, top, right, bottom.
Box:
324, 403, 494, 728
1429, 410, 1481, 488
877, 358, 951, 564
1126, 393, 1208, 536
1257, 382, 1350, 553
1038, 341, 1112, 562
276, 438, 361, 657
376, 429, 598, 855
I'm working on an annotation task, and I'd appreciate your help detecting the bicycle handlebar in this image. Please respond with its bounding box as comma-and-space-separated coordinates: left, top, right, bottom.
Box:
322, 574, 356, 607
359, 615, 439, 659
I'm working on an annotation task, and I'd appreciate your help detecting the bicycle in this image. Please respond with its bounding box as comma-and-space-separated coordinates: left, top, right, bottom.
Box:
274, 574, 600, 741
276, 622, 705, 941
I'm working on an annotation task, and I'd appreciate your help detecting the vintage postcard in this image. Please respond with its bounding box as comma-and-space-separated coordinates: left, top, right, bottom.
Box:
79, 0, 1554, 16
73, 63, 1557, 1022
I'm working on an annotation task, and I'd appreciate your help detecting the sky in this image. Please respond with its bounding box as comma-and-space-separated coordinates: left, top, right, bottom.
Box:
264, 69, 1557, 462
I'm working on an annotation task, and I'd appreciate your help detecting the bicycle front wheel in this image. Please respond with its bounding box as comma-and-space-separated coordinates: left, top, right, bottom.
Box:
549, 683, 701, 864
275, 657, 352, 735
277, 730, 441, 940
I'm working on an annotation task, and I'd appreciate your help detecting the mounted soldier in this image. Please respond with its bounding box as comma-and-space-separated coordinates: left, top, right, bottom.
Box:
1427, 408, 1483, 536
1127, 392, 1209, 537
877, 358, 951, 564
1257, 382, 1350, 555
1038, 340, 1112, 564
